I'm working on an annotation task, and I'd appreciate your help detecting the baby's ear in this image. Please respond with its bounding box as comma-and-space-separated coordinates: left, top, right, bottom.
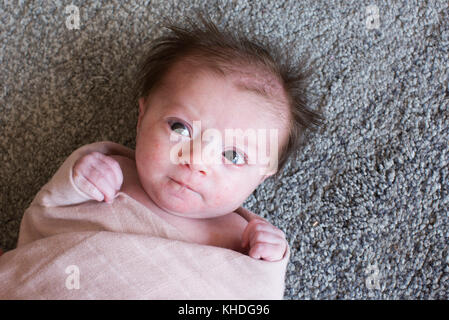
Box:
137, 97, 147, 132
138, 97, 147, 117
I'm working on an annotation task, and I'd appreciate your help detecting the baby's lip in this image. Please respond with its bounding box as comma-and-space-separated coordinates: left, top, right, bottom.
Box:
170, 178, 197, 193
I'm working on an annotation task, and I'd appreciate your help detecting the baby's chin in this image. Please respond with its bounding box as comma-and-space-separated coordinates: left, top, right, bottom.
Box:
146, 178, 214, 219
155, 197, 235, 220
142, 175, 239, 219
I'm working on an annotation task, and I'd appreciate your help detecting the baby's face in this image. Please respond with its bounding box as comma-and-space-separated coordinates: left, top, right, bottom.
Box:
135, 60, 289, 219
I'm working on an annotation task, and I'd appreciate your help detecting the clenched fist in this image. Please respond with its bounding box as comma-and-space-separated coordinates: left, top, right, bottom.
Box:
72, 152, 123, 203
236, 206, 288, 262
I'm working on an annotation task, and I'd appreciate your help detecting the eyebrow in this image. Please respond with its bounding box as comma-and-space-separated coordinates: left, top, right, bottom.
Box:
170, 102, 201, 121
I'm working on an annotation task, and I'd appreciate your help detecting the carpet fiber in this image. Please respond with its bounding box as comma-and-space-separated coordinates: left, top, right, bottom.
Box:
1, 0, 448, 299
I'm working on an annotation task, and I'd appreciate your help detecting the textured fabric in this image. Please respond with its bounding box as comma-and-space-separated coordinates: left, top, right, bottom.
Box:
0, 141, 289, 299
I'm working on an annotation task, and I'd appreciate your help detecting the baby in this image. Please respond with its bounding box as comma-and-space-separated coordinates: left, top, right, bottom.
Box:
71, 15, 321, 262
0, 14, 324, 300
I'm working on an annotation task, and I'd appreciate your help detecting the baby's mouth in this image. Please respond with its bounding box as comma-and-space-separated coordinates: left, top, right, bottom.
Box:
170, 178, 196, 193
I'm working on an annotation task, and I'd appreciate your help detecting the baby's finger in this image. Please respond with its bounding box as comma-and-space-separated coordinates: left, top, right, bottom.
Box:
90, 177, 117, 203
248, 230, 286, 248
241, 219, 266, 248
235, 206, 265, 223
249, 242, 286, 262
242, 219, 285, 248
73, 171, 104, 202
82, 165, 118, 202
91, 152, 123, 190
256, 223, 286, 240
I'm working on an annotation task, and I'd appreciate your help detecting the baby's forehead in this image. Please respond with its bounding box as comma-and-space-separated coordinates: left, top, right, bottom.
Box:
169, 58, 288, 106
159, 58, 290, 124
230, 69, 287, 103
230, 71, 290, 121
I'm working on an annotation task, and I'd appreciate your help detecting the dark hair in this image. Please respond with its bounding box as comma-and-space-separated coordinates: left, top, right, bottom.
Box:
133, 11, 323, 179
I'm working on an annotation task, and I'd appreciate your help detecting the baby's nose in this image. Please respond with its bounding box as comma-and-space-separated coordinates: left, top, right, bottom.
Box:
178, 138, 220, 175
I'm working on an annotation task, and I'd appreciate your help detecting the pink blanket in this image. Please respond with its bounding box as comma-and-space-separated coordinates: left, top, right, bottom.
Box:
0, 141, 289, 299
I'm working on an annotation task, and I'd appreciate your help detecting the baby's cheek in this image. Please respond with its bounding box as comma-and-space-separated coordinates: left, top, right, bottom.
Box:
210, 184, 234, 207
153, 142, 162, 151
211, 192, 224, 207
146, 143, 166, 163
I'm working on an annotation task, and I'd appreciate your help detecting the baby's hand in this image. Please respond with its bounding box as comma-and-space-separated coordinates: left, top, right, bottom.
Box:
238, 207, 287, 262
72, 152, 123, 203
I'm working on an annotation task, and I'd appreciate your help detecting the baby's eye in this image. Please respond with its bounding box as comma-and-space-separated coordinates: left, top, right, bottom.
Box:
223, 149, 246, 165
170, 121, 191, 137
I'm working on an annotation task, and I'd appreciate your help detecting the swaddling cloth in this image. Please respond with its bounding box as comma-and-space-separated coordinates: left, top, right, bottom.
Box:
0, 141, 289, 299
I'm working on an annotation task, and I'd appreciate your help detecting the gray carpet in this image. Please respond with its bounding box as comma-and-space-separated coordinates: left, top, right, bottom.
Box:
1, 0, 448, 299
